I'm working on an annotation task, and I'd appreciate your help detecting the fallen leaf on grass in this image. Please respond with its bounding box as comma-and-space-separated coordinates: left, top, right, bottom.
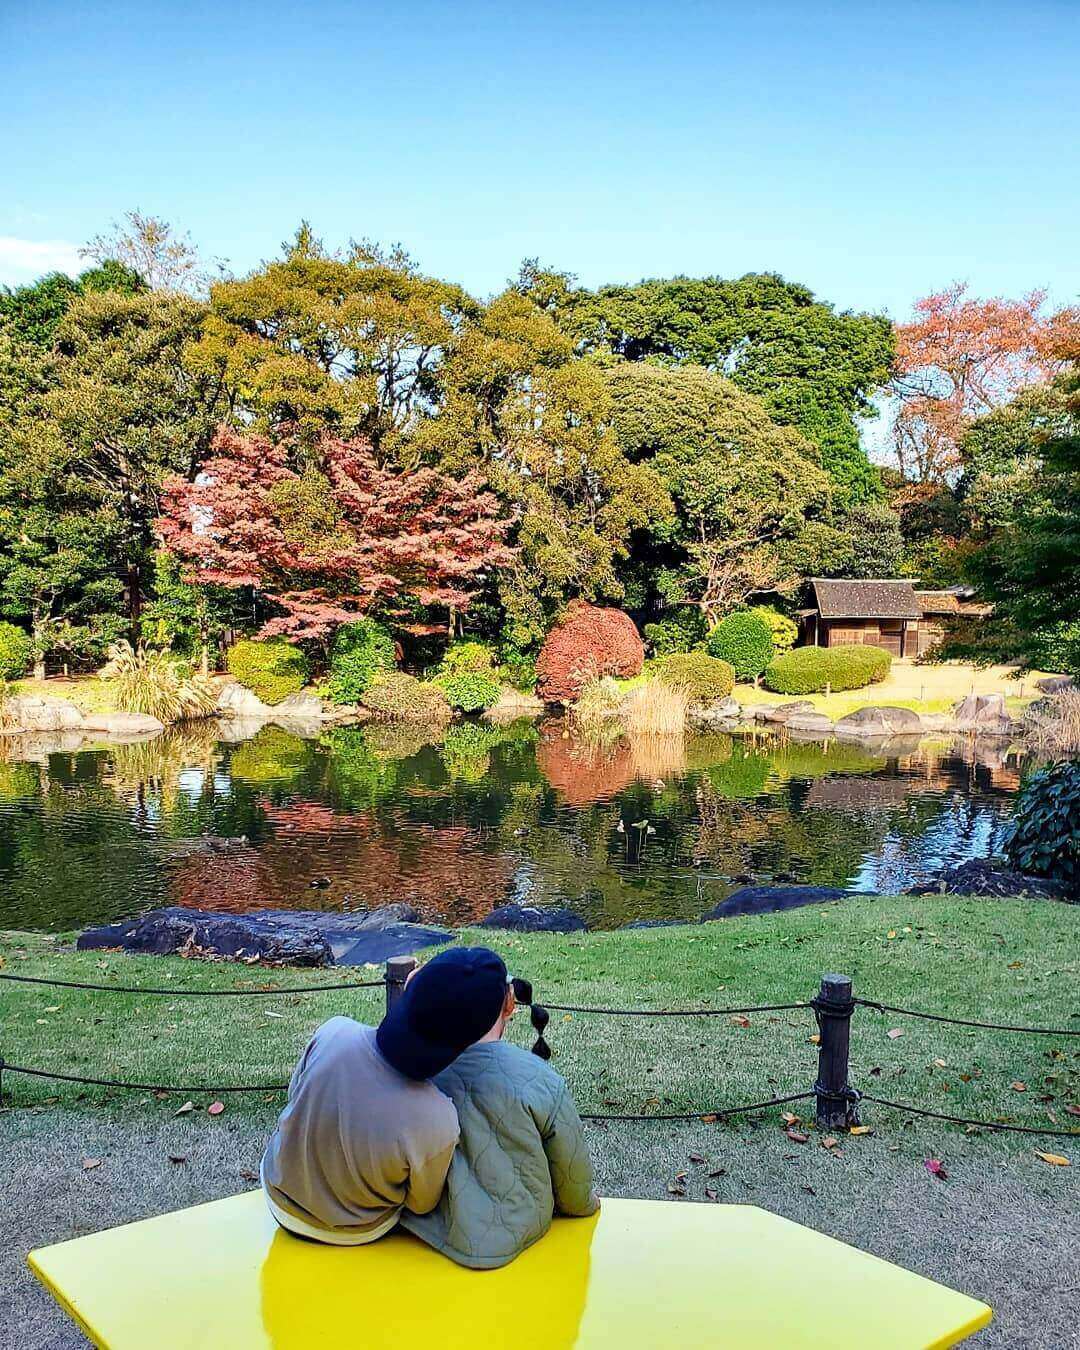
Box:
809, 1033, 821, 1045
240, 1169, 259, 1183
887, 931, 897, 940
849, 1125, 872, 1136
81, 1158, 102, 1171
801, 1185, 816, 1195
700, 1114, 718, 1124
887, 1028, 904, 1040
730, 1015, 750, 1028
1010, 1082, 1027, 1092
781, 1111, 800, 1125
667, 1182, 687, 1196
933, 1059, 947, 1068
1035, 1152, 1070, 1167
44, 1005, 60, 1013
821, 1136, 839, 1149
706, 1167, 726, 1178
688, 1152, 706, 1164
1066, 1105, 1080, 1118
174, 1101, 194, 1116
924, 1158, 947, 1180
207, 1101, 225, 1116
786, 1130, 809, 1144
168, 1154, 187, 1165
703, 1187, 719, 1202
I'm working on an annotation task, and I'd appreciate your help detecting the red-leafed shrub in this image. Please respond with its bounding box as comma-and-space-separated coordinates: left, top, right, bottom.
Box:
535, 601, 644, 702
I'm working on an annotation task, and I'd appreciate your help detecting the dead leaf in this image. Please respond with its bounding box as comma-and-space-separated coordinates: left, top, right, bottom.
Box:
887, 1028, 904, 1040
1010, 1081, 1027, 1092
706, 1167, 726, 1178
666, 1182, 687, 1196
781, 1111, 800, 1125
887, 930, 897, 940
801, 1185, 816, 1195
703, 1186, 719, 1202
81, 1157, 102, 1171
174, 1101, 194, 1116
933, 1058, 947, 1068
688, 1152, 706, 1164
849, 1125, 872, 1136
207, 1101, 225, 1116
1035, 1152, 1070, 1167
731, 1014, 750, 1028
44, 1005, 60, 1013
240, 1169, 259, 1183
168, 1154, 187, 1165
786, 1129, 809, 1144
809, 1033, 821, 1045
821, 1136, 839, 1149
700, 1114, 718, 1124
924, 1158, 947, 1180
153, 1090, 170, 1101
1065, 1105, 1080, 1118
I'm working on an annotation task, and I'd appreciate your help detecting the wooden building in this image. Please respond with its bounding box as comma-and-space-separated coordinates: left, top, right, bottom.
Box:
798, 579, 927, 658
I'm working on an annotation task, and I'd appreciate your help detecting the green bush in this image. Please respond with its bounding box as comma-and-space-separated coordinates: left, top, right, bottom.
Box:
437, 640, 496, 677
1005, 760, 1080, 887
0, 622, 32, 679
1026, 621, 1080, 677
226, 638, 310, 705
643, 609, 708, 656
360, 672, 450, 723
655, 652, 735, 702
706, 612, 775, 682
763, 644, 891, 695
749, 606, 798, 656
437, 670, 501, 713
327, 619, 396, 704
497, 641, 537, 692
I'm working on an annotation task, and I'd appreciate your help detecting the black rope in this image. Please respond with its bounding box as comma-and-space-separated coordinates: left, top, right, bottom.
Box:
855, 997, 1080, 1038
539, 1001, 808, 1017
860, 1093, 1080, 1139
580, 1091, 815, 1121
2, 1063, 287, 1093
0, 972, 385, 996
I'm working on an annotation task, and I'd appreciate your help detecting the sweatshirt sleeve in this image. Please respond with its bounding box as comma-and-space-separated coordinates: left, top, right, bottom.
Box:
542, 1083, 600, 1218
403, 1136, 458, 1216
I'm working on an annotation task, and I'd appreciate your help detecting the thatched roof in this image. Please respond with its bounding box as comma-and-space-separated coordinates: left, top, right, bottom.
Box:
915, 590, 962, 615
811, 578, 923, 620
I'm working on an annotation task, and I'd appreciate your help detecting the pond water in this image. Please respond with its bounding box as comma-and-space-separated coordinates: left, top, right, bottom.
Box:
0, 717, 1032, 934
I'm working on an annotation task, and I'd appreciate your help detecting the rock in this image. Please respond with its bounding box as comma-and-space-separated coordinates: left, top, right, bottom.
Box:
336, 923, 452, 966
760, 701, 816, 725
750, 705, 777, 722
2, 694, 84, 733
1036, 675, 1075, 695
952, 692, 1012, 734
484, 688, 545, 722
77, 907, 334, 966
80, 711, 165, 739
479, 903, 587, 933
918, 713, 954, 732
273, 690, 327, 720
834, 706, 924, 739
703, 885, 856, 920
0, 728, 87, 760
689, 696, 742, 728
783, 714, 836, 735
217, 682, 274, 718
907, 860, 1066, 899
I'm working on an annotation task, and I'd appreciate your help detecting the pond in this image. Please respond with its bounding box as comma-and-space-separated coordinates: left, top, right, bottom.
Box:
0, 717, 1032, 934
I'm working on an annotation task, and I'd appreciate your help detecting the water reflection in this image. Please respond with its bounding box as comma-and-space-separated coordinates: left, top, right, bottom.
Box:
0, 718, 1032, 933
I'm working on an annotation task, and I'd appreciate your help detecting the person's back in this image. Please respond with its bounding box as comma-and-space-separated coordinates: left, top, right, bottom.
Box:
401, 1036, 598, 1269
262, 1016, 458, 1242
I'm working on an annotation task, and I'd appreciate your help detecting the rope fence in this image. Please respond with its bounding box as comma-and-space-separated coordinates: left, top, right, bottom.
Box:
2, 955, 1077, 1137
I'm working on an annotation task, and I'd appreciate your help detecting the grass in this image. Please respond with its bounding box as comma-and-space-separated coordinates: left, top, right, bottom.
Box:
3, 898, 1079, 1347
10, 675, 120, 715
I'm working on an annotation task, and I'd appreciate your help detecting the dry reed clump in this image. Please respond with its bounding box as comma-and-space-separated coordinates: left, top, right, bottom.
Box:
570, 676, 624, 734
622, 679, 688, 736
1024, 688, 1080, 754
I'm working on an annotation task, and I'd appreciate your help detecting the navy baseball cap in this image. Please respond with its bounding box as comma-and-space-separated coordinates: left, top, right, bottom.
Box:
376, 947, 509, 1080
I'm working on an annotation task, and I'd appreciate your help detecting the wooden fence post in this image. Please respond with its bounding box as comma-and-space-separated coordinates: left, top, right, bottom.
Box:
385, 956, 417, 1015
813, 974, 856, 1129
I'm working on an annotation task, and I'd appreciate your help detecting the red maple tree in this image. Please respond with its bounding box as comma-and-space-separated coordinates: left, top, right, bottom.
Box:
158, 428, 516, 640
891, 284, 1078, 483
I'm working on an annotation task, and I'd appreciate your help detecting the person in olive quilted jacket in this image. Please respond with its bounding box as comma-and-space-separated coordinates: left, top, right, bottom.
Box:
401, 964, 599, 1268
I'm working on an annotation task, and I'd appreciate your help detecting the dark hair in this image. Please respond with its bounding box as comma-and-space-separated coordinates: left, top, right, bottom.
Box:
511, 977, 551, 1060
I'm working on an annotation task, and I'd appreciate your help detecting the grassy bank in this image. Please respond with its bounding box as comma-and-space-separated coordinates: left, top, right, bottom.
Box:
3, 898, 1079, 1348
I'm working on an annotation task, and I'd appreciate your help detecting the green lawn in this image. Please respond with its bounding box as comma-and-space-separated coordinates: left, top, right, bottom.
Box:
3, 896, 1077, 1139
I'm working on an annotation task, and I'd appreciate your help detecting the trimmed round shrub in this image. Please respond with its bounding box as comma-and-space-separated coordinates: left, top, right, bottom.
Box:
360, 672, 451, 723
655, 652, 735, 702
327, 619, 396, 704
763, 644, 891, 695
749, 605, 798, 656
536, 601, 644, 703
226, 638, 310, 705
706, 612, 775, 682
437, 640, 497, 677
1005, 760, 1080, 887
437, 670, 501, 713
0, 622, 32, 679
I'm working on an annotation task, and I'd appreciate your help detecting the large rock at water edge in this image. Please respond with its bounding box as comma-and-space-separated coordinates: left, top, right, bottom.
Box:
81, 711, 165, 739
3, 694, 84, 733
217, 682, 274, 718
834, 706, 924, 739
479, 903, 587, 933
907, 859, 1066, 899
1035, 675, 1074, 695
783, 713, 836, 736
758, 701, 816, 725
703, 885, 855, 920
951, 693, 1014, 734
78, 907, 334, 966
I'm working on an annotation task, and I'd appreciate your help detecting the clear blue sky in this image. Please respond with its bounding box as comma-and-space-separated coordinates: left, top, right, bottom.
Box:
2, 0, 1078, 321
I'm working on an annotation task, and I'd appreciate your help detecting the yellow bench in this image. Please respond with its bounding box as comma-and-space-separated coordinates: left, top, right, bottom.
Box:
29, 1192, 990, 1348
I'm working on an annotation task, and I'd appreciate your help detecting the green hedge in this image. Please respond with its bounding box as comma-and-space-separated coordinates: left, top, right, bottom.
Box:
0, 622, 32, 680
706, 612, 775, 681
437, 670, 501, 713
360, 673, 450, 722
327, 619, 396, 704
763, 644, 891, 695
226, 638, 310, 705
655, 652, 735, 701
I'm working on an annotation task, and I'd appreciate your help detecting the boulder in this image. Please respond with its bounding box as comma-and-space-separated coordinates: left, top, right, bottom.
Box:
353, 902, 421, 930
217, 682, 274, 718
689, 696, 742, 728
479, 903, 587, 933
703, 885, 855, 920
952, 692, 1013, 734
484, 688, 545, 721
77, 907, 334, 966
783, 714, 836, 736
81, 711, 166, 739
336, 923, 452, 966
760, 701, 816, 725
273, 690, 327, 720
907, 859, 1065, 899
3, 694, 84, 733
1036, 675, 1075, 695
834, 706, 924, 739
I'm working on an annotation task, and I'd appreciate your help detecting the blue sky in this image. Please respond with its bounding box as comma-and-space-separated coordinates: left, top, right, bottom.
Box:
2, 0, 1078, 323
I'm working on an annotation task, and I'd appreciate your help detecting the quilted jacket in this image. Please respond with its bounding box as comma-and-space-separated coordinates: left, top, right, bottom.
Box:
400, 1040, 598, 1268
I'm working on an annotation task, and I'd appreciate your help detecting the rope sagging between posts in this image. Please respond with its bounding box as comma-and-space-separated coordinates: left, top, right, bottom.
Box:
0, 972, 387, 996
854, 996, 1080, 1038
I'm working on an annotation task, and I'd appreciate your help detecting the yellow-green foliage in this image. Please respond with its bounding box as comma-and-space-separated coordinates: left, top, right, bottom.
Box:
656, 652, 735, 701
100, 642, 218, 723
360, 672, 451, 723
226, 638, 310, 705
764, 644, 891, 695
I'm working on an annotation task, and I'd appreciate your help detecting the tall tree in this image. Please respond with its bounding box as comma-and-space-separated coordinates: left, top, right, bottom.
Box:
522, 267, 893, 507
158, 427, 515, 642
81, 210, 212, 294
891, 283, 1077, 484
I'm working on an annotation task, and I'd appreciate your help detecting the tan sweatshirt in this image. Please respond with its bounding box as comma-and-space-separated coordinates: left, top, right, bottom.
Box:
261, 1017, 459, 1238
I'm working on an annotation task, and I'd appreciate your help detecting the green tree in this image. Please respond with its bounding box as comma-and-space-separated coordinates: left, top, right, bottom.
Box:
0, 261, 144, 349
525, 268, 893, 506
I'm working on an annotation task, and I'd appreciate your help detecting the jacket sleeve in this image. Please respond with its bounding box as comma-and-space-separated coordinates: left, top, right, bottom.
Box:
542, 1083, 600, 1217
403, 1137, 458, 1216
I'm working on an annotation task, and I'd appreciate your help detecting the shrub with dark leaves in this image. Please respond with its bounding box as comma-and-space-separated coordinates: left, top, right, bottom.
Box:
1004, 760, 1080, 888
